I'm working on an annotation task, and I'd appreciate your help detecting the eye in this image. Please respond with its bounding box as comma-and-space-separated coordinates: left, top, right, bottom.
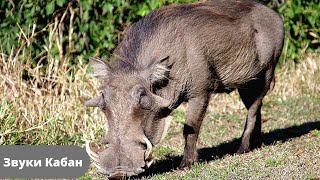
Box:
137, 88, 152, 109
100, 91, 104, 99
99, 91, 107, 109
140, 89, 147, 97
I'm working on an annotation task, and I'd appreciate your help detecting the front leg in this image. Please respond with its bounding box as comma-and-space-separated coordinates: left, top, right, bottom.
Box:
180, 95, 209, 168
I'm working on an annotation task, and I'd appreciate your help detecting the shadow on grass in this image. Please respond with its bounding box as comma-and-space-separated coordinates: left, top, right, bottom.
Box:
139, 121, 320, 178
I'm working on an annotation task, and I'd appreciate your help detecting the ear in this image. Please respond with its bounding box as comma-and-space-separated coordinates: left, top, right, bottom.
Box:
141, 56, 171, 88
89, 57, 112, 79
85, 96, 103, 107
149, 56, 171, 84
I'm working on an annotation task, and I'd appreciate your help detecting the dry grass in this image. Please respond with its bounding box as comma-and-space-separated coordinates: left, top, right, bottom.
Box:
0, 18, 319, 178
0, 19, 104, 145
205, 54, 320, 116
275, 55, 320, 97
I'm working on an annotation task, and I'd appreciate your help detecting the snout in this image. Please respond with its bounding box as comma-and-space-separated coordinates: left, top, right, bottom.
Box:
85, 137, 155, 178
105, 166, 145, 179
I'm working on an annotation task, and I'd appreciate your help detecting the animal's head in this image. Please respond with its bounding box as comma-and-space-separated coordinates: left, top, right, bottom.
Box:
85, 57, 172, 179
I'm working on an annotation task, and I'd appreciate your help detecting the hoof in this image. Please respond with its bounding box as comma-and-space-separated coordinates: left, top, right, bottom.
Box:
179, 158, 198, 169
237, 146, 250, 154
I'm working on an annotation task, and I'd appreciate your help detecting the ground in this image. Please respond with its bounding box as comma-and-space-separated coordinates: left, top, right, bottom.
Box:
84, 56, 320, 179
1, 55, 319, 179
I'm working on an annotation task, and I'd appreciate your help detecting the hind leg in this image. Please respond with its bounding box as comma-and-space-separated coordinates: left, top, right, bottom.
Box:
237, 70, 274, 153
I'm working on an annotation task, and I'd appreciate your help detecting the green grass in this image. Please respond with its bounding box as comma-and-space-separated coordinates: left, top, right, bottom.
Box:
137, 93, 320, 179
77, 56, 320, 179
1, 32, 319, 179
143, 97, 320, 179
0, 4, 318, 178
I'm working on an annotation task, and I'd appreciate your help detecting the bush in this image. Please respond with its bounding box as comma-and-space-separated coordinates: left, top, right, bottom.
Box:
0, 0, 318, 68
0, 0, 318, 146
277, 0, 320, 63
0, 0, 196, 66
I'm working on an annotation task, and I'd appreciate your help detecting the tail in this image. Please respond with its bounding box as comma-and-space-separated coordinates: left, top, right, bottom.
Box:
270, 75, 276, 92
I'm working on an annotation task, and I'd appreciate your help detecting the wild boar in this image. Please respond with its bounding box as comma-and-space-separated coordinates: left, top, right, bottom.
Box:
85, 0, 284, 178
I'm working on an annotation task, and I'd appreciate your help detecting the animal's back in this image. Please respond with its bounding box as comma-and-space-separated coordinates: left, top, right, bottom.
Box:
171, 0, 284, 91
192, 0, 284, 90
114, 0, 283, 96
114, 0, 256, 70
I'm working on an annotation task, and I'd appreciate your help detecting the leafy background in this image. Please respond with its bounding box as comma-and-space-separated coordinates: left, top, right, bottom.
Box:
0, 0, 196, 68
277, 0, 319, 63
0, 0, 318, 70
0, 1, 319, 178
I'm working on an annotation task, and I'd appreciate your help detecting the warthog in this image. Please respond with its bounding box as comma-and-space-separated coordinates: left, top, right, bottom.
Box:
85, 0, 284, 178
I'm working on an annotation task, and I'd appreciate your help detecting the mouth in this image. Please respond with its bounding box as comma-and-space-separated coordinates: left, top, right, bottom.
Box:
85, 138, 156, 177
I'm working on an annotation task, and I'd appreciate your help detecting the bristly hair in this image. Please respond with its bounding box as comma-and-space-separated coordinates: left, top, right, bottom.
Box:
112, 0, 255, 73
112, 14, 163, 72
206, 0, 254, 19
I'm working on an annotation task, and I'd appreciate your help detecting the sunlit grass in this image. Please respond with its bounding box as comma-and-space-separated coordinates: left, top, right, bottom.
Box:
0, 18, 319, 179
0, 20, 104, 145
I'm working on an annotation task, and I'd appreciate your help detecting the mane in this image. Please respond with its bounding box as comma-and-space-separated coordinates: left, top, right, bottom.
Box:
112, 20, 157, 72
112, 0, 255, 73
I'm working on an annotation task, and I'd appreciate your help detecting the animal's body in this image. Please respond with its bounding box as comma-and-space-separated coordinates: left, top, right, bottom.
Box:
85, 0, 284, 178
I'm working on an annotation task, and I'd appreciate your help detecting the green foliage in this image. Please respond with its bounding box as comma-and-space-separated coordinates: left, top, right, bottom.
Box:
311, 130, 320, 137
0, 0, 196, 67
277, 0, 320, 62
0, 0, 318, 69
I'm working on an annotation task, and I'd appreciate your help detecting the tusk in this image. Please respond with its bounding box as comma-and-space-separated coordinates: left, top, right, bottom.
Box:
145, 159, 155, 169
93, 161, 101, 169
85, 141, 100, 163
93, 161, 107, 174
143, 137, 153, 161
143, 137, 155, 169
145, 152, 155, 161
